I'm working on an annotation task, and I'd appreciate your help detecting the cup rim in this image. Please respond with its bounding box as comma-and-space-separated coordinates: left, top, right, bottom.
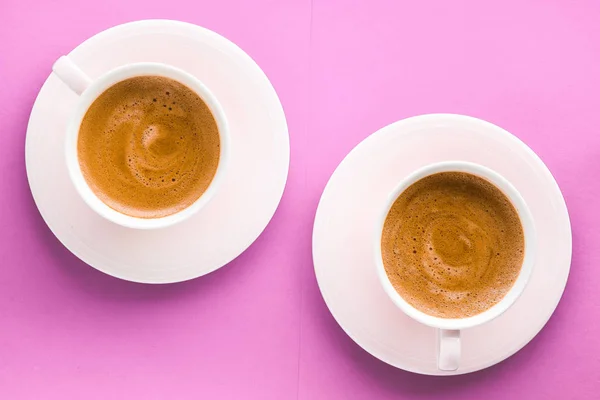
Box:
65, 62, 229, 229
374, 161, 536, 330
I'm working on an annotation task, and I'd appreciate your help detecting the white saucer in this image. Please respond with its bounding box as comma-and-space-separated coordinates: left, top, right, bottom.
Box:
26, 20, 289, 283
312, 114, 571, 375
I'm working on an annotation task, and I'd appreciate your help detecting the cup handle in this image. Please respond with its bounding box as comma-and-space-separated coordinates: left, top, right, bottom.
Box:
438, 329, 460, 371
52, 56, 92, 96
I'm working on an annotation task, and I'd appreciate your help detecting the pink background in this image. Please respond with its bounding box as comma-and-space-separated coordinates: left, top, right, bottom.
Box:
0, 0, 598, 398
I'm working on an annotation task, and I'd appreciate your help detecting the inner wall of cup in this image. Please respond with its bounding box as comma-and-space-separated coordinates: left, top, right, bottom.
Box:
378, 162, 534, 328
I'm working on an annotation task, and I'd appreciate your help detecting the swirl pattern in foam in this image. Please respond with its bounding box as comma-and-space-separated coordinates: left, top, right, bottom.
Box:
381, 172, 524, 318
78, 76, 220, 218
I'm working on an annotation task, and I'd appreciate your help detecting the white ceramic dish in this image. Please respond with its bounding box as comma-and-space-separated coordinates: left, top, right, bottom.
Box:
25, 20, 289, 283
313, 114, 571, 375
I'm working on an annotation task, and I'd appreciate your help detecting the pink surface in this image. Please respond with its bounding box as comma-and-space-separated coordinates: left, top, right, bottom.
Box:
0, 0, 598, 399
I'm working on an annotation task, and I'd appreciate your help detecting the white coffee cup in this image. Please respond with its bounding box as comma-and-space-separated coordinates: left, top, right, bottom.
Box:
374, 161, 536, 371
52, 56, 229, 229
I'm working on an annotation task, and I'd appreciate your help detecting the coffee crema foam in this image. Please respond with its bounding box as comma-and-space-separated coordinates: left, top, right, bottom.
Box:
381, 172, 524, 318
78, 76, 220, 218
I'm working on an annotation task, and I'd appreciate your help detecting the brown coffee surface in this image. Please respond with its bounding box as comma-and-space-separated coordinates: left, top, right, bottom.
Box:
78, 76, 220, 218
381, 172, 524, 318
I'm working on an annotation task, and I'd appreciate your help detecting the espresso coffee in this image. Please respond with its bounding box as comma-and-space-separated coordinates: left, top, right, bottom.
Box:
78, 76, 220, 218
381, 172, 524, 318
